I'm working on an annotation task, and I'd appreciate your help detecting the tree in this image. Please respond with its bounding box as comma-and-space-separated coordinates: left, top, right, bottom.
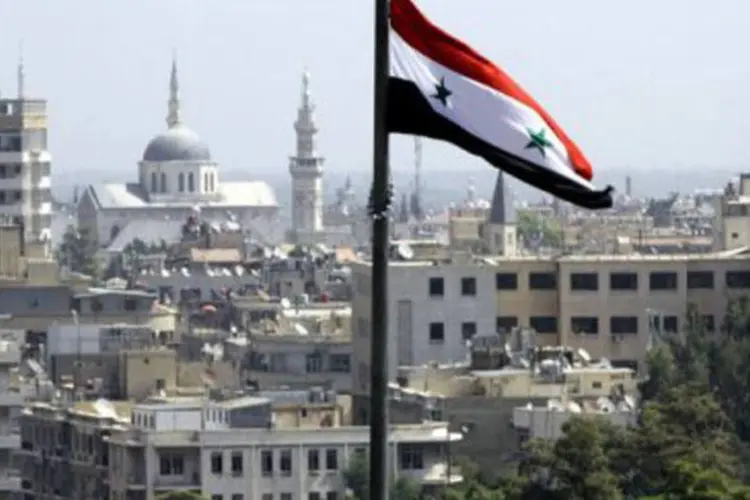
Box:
516, 211, 562, 249
55, 224, 100, 279
342, 453, 421, 500
520, 417, 622, 500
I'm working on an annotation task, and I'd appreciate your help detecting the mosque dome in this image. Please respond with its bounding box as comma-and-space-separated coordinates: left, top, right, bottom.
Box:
142, 124, 211, 163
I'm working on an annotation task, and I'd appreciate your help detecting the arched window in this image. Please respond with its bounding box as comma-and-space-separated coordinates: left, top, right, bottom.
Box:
188, 173, 195, 192
178, 173, 185, 192
204, 172, 209, 192
160, 173, 167, 193
151, 172, 158, 192
210, 173, 215, 192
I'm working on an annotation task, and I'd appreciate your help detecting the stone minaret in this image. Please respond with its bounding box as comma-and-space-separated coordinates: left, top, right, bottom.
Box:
289, 69, 325, 242
166, 53, 181, 128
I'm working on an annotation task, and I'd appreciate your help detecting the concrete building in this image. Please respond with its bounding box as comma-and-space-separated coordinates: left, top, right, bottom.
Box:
0, 59, 52, 246
18, 391, 461, 500
351, 254, 497, 392
512, 396, 637, 442
351, 249, 750, 388
0, 340, 22, 499
355, 343, 637, 475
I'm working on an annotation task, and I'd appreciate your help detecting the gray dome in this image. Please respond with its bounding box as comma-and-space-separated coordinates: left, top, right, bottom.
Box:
142, 124, 211, 163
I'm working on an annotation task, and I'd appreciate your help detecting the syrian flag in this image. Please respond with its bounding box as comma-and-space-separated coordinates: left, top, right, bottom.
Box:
387, 0, 613, 209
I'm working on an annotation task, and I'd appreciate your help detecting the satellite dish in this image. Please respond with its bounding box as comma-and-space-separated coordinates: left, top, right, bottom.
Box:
391, 243, 414, 261
93, 399, 118, 419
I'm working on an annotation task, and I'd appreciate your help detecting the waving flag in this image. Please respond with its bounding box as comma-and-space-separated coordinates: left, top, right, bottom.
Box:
387, 0, 613, 209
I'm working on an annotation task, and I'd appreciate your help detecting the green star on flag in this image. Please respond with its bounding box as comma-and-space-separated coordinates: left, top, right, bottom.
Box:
431, 77, 452, 106
525, 127, 553, 158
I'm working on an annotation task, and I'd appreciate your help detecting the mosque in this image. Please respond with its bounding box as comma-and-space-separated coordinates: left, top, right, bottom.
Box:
76, 57, 279, 246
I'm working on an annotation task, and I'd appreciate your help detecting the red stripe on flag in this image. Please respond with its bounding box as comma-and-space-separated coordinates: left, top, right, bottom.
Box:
390, 0, 593, 182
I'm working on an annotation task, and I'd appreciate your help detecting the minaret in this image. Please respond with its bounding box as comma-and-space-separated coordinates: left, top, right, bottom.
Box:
289, 69, 325, 242
17, 44, 25, 99
485, 172, 518, 256
166, 53, 181, 128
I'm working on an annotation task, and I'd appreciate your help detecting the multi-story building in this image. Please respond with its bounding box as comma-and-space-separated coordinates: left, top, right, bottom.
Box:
351, 254, 497, 391
18, 391, 461, 500
0, 340, 21, 499
351, 250, 750, 396
0, 62, 52, 246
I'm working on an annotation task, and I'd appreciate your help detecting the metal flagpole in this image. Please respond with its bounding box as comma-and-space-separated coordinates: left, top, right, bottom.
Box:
369, 0, 392, 499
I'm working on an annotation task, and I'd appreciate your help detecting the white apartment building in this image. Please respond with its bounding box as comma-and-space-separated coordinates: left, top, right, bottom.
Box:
350, 256, 497, 391
108, 399, 462, 500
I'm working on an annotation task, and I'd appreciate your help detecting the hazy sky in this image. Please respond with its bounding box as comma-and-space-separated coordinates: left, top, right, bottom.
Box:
1, 0, 748, 186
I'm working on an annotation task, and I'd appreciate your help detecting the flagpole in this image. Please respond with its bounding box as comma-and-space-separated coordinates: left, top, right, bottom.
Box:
369, 0, 391, 499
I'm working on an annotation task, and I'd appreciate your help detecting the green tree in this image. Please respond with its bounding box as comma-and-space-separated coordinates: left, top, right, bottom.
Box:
54, 224, 100, 279
520, 417, 622, 500
342, 453, 422, 500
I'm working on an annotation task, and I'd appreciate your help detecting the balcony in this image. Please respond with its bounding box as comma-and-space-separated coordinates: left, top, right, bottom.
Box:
153, 472, 201, 490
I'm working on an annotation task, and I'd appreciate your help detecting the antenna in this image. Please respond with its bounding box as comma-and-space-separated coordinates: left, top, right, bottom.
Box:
412, 137, 423, 221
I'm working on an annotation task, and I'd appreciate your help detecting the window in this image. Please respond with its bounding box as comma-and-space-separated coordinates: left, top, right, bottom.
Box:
329, 354, 351, 373
570, 273, 598, 291
461, 277, 477, 296
496, 316, 518, 333
571, 316, 599, 335
726, 271, 750, 289
231, 451, 243, 476
188, 172, 195, 192
232, 495, 244, 500
649, 271, 678, 291
687, 271, 714, 289
428, 277, 444, 297
308, 494, 321, 500
308, 449, 320, 471
609, 272, 638, 291
160, 172, 167, 192
326, 493, 338, 500
281, 495, 292, 500
399, 444, 424, 470
528, 272, 557, 290
261, 450, 273, 477
461, 322, 477, 341
702, 314, 715, 332
306, 353, 323, 373
530, 316, 557, 334
663, 315, 679, 333
211, 452, 223, 474
159, 454, 184, 475
124, 298, 137, 312
495, 272, 517, 290
262, 495, 273, 500
428, 322, 444, 343
325, 449, 338, 470
610, 316, 638, 334
151, 172, 158, 192
280, 449, 293, 476
178, 173, 185, 192
212, 496, 222, 500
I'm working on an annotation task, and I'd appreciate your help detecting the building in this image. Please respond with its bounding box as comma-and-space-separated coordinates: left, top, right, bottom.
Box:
18, 391, 462, 500
355, 342, 637, 475
0, 339, 22, 499
351, 249, 750, 395
0, 58, 52, 246
351, 254, 498, 389
76, 57, 278, 248
289, 71, 325, 244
